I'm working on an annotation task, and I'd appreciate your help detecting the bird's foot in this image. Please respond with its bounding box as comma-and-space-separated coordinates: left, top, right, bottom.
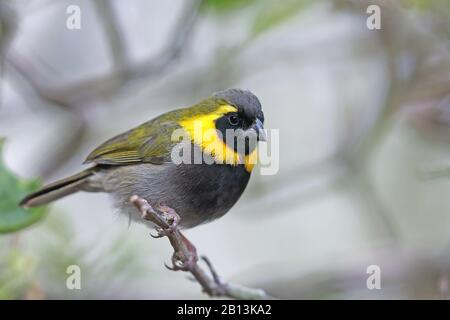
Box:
131, 196, 198, 272
165, 234, 199, 272
150, 204, 180, 238
165, 251, 197, 272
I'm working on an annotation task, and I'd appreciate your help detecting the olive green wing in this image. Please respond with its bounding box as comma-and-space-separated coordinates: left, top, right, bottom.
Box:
84, 119, 182, 166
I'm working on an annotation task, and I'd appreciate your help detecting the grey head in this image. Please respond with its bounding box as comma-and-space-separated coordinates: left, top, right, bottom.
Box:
213, 88, 264, 124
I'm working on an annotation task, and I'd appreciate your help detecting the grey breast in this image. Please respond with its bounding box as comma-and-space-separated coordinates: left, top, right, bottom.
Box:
99, 160, 251, 228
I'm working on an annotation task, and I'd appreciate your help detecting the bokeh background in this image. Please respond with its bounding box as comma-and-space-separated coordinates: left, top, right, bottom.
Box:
1, 0, 450, 299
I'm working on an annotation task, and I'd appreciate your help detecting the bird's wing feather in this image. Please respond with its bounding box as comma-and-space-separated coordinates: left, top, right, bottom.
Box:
84, 118, 182, 165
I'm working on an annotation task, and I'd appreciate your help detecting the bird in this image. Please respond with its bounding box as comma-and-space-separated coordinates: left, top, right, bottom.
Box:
19, 89, 266, 229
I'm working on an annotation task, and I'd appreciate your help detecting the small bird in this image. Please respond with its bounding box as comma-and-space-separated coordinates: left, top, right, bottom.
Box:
20, 89, 265, 229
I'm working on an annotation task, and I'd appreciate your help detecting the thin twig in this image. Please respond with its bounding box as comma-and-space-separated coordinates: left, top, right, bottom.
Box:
3, 0, 203, 178
0, 0, 17, 111
130, 0, 203, 79
5, 0, 204, 106
93, 0, 129, 72
129, 195, 273, 300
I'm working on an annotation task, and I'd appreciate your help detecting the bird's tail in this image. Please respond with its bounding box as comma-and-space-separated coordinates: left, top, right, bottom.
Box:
19, 168, 95, 208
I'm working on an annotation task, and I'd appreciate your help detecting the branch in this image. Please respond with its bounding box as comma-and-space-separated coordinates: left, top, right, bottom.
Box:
0, 0, 17, 111
93, 0, 129, 71
129, 195, 273, 300
3, 0, 203, 177
129, 0, 203, 79
5, 0, 203, 106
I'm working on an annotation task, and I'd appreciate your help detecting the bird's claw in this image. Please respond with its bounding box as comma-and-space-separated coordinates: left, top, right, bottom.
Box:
150, 226, 173, 238
138, 200, 198, 272
165, 251, 198, 272
149, 204, 180, 238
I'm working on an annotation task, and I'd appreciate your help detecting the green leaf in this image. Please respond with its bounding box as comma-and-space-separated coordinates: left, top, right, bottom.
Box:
0, 139, 48, 233
201, 0, 256, 14
251, 0, 312, 37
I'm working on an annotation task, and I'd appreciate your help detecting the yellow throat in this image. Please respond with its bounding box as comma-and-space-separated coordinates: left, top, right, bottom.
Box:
178, 105, 257, 172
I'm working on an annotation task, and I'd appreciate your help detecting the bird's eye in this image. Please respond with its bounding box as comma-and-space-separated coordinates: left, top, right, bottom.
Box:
228, 115, 240, 126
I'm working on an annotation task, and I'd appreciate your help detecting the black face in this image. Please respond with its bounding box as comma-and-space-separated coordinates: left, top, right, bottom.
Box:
213, 89, 265, 155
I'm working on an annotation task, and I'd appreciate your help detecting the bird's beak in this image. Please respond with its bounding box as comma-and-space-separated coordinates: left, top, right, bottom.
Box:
254, 119, 267, 142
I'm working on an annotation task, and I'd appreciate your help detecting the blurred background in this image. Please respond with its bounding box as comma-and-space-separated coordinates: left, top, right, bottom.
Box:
1, 0, 450, 299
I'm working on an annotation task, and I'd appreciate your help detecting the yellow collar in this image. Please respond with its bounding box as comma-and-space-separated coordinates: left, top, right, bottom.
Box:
178, 105, 257, 172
